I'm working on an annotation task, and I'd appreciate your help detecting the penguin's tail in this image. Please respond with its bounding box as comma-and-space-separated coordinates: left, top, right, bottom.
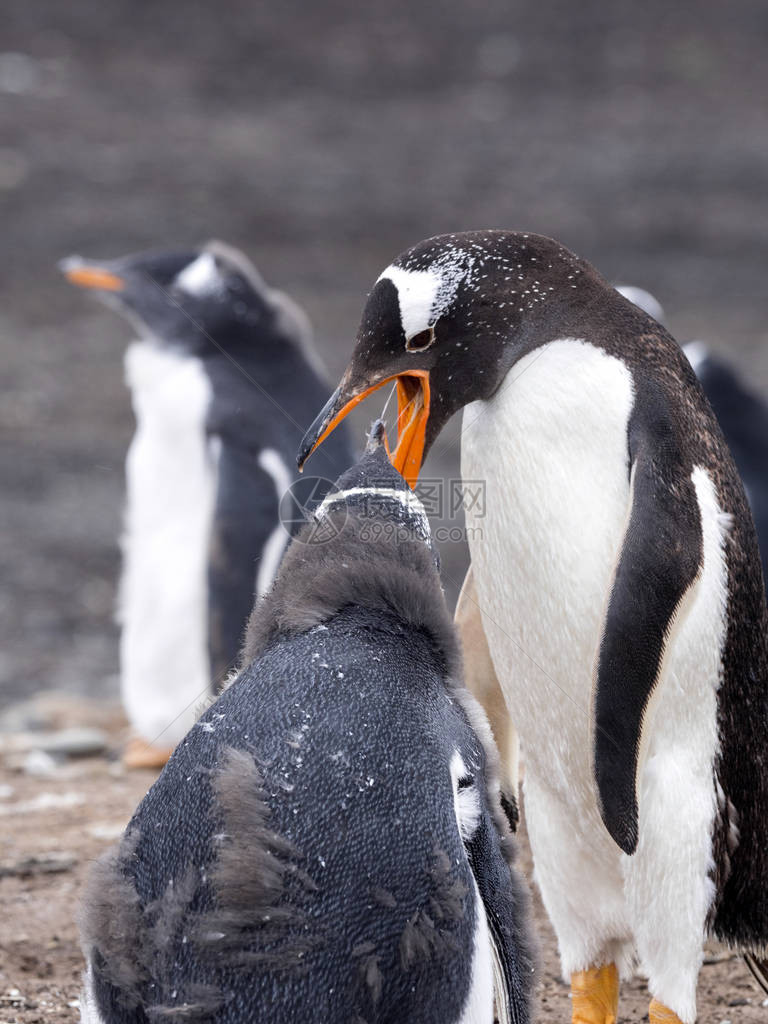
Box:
744, 953, 768, 994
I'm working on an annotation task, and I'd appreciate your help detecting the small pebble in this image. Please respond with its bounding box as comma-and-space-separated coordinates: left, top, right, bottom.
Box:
0, 851, 77, 878
0, 727, 108, 758
0, 700, 48, 732
38, 727, 108, 758
23, 749, 59, 777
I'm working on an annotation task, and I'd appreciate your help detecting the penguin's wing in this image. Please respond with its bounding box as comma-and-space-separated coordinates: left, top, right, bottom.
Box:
594, 382, 702, 855
691, 352, 768, 585
208, 440, 291, 686
465, 814, 533, 1024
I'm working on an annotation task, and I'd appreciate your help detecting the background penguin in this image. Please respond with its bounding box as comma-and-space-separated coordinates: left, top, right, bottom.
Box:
62, 242, 353, 766
298, 231, 768, 1024
77, 423, 535, 1024
617, 283, 768, 585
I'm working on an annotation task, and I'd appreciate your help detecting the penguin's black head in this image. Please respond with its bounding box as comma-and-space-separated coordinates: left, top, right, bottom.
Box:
298, 230, 590, 486
315, 420, 435, 552
60, 241, 309, 352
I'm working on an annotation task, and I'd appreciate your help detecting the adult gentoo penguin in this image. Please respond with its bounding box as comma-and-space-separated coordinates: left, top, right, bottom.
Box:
298, 231, 768, 1024
616, 283, 768, 586
78, 423, 535, 1024
62, 243, 353, 765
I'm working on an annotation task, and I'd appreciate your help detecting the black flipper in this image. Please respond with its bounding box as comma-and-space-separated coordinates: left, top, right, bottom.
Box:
465, 816, 534, 1024
692, 351, 768, 589
594, 382, 702, 855
208, 442, 285, 686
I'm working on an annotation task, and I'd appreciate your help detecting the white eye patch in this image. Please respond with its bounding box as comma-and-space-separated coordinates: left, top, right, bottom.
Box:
379, 266, 441, 340
450, 751, 481, 842
378, 252, 476, 341
174, 252, 221, 296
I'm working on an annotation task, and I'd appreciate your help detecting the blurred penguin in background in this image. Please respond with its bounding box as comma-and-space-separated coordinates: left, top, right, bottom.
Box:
616, 284, 768, 585
78, 423, 535, 1024
62, 242, 353, 766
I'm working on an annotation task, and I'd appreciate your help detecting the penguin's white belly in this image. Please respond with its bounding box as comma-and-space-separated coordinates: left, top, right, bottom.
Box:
462, 339, 635, 806
120, 340, 216, 745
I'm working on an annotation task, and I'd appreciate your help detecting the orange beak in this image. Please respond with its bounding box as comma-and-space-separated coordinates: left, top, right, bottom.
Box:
297, 370, 431, 488
59, 258, 125, 292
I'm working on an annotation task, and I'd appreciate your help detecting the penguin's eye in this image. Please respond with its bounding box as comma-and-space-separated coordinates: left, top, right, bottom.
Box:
405, 326, 436, 352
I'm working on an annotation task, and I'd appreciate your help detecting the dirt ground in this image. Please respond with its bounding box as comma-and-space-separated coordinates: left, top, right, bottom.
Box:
3, 1, 768, 1021
0, 694, 765, 1024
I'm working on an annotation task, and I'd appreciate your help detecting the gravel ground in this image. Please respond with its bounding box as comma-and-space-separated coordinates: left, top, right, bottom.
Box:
2, 2, 768, 1020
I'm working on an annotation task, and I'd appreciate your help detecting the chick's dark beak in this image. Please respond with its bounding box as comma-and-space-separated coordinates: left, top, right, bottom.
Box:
297, 369, 430, 488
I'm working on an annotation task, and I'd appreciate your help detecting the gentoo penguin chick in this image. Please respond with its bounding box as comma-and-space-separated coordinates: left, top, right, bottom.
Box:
78, 423, 535, 1024
299, 231, 768, 1024
617, 283, 768, 585
61, 243, 353, 765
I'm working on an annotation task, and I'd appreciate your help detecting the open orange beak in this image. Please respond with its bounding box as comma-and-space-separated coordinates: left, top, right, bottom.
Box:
59, 257, 125, 292
297, 370, 430, 488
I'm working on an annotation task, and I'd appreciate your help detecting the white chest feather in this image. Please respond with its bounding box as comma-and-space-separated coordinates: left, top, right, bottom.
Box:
119, 340, 216, 745
462, 339, 635, 791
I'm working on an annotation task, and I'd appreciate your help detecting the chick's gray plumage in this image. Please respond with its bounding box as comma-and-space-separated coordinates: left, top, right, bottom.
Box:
79, 439, 535, 1024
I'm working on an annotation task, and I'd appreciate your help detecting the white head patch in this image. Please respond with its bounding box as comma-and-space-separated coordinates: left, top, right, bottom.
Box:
379, 267, 442, 339
379, 253, 477, 340
175, 252, 222, 297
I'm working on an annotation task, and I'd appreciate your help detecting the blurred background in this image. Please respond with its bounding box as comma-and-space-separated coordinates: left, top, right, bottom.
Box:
2, 0, 767, 710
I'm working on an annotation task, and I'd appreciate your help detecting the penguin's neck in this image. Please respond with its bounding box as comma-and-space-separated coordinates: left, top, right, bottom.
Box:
486, 336, 636, 447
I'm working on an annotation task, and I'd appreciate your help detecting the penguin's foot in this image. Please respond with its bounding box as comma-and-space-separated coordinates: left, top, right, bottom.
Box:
571, 963, 619, 1024
122, 734, 174, 770
648, 999, 684, 1024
